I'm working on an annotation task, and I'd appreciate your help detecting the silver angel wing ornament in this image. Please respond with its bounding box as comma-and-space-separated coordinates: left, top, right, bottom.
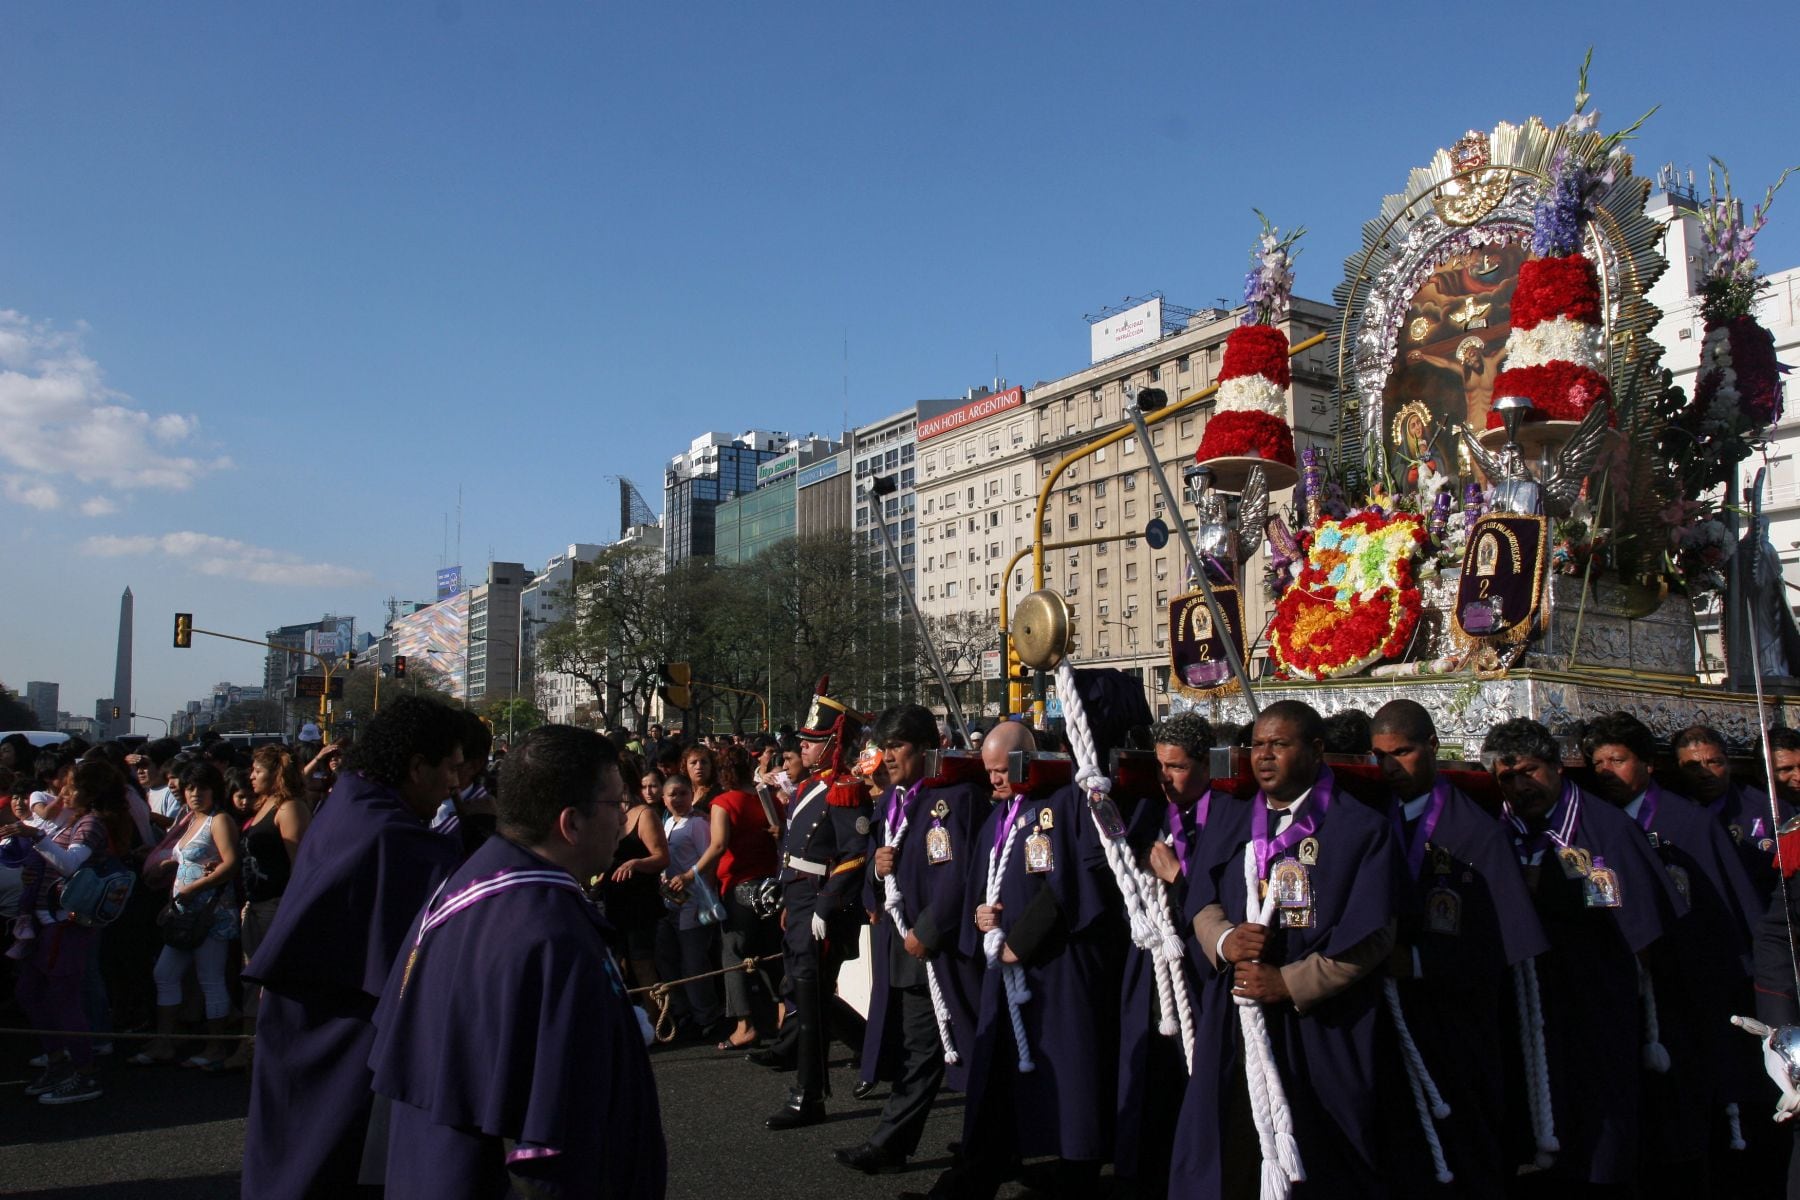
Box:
1237, 465, 1270, 563
1541, 400, 1613, 517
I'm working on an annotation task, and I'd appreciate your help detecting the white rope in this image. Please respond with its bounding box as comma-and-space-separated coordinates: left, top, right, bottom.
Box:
1054, 659, 1198, 1071
1237, 843, 1305, 1199
1383, 978, 1453, 1183
983, 811, 1034, 1072
881, 800, 959, 1065
1512, 958, 1559, 1167
1726, 1102, 1746, 1151
1637, 960, 1670, 1074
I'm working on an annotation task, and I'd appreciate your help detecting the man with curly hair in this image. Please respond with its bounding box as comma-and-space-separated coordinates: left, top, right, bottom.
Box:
242, 695, 466, 1200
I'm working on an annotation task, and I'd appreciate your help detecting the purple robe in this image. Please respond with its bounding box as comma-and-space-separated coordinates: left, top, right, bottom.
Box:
1169, 770, 1403, 1200
1116, 789, 1210, 1188
1629, 783, 1762, 1165
958, 782, 1123, 1164
368, 834, 666, 1199
1500, 783, 1682, 1186
242, 770, 462, 1200
1385, 781, 1548, 1197
859, 780, 983, 1093
1713, 782, 1792, 913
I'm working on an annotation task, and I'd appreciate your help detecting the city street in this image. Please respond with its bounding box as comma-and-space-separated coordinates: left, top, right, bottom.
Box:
0, 1034, 1055, 1198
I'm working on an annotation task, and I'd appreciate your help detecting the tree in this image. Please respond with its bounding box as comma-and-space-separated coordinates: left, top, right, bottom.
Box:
754, 531, 898, 725
917, 611, 999, 718
338, 662, 457, 722
210, 697, 285, 734
536, 543, 690, 736
483, 697, 546, 745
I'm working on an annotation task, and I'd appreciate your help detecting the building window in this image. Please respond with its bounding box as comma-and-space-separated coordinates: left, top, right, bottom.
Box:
1124, 436, 1138, 455
967, 486, 976, 505
901, 443, 914, 463
1094, 479, 1107, 498
1177, 355, 1190, 372
946, 581, 959, 598
1124, 499, 1137, 518
1068, 513, 1080, 530
1155, 557, 1168, 580
1151, 428, 1164, 447
1156, 589, 1169, 606
1095, 510, 1106, 529
968, 517, 978, 533
1126, 562, 1139, 582
901, 467, 916, 489
1096, 542, 1108, 556
1124, 474, 1137, 491
988, 511, 1000, 527
1149, 365, 1161, 381
1097, 569, 1109, 587
1012, 472, 1023, 495
1179, 417, 1194, 438
987, 434, 1000, 454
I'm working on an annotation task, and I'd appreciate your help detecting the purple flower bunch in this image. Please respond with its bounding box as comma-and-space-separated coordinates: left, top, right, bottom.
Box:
1697, 158, 1797, 321
1531, 50, 1653, 260
1241, 209, 1304, 327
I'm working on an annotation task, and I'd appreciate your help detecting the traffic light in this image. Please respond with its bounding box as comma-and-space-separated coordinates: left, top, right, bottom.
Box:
393, 655, 408, 679
111, 705, 121, 720
1005, 632, 1027, 716
173, 613, 193, 648
658, 661, 692, 710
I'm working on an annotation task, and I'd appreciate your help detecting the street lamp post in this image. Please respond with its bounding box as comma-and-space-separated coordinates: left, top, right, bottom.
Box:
131, 712, 167, 734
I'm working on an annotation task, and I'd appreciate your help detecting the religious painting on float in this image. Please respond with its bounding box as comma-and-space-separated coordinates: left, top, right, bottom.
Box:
1379, 241, 1529, 488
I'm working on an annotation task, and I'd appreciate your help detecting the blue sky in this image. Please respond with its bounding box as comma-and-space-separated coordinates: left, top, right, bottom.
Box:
4, 1, 1797, 726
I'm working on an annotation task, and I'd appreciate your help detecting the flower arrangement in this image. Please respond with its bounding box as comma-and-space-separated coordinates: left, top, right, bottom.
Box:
1195, 214, 1303, 468
1270, 509, 1427, 680
1486, 52, 1651, 429
1685, 159, 1796, 452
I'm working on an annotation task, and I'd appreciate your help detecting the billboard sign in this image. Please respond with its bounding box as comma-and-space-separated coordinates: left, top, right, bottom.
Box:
437, 566, 463, 601
1090, 297, 1163, 363
916, 386, 1027, 442
308, 631, 340, 658
757, 452, 799, 486
797, 454, 842, 489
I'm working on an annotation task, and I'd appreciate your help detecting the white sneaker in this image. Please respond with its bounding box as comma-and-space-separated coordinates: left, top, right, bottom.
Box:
92, 1042, 113, 1056
27, 1052, 48, 1069
23, 1062, 71, 1096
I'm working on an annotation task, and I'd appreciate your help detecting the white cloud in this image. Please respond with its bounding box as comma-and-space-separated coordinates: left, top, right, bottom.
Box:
0, 310, 230, 512
78, 495, 118, 517
4, 477, 61, 509
80, 530, 371, 589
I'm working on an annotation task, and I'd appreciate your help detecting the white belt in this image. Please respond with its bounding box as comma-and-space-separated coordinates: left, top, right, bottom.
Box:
784, 854, 828, 878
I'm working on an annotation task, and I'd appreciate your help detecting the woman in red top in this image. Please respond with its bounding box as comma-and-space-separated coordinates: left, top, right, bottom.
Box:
693, 743, 780, 1050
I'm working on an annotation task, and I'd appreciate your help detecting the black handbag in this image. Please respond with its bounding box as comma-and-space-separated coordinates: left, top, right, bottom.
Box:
157, 889, 221, 951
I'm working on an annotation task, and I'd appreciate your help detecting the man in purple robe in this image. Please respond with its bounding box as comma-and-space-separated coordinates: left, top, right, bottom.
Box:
911, 718, 1122, 1200
1116, 711, 1214, 1199
1170, 700, 1402, 1200
1583, 711, 1760, 1197
1370, 699, 1549, 1198
835, 704, 983, 1175
1483, 716, 1683, 1195
1674, 724, 1794, 912
368, 724, 666, 1199
242, 696, 466, 1200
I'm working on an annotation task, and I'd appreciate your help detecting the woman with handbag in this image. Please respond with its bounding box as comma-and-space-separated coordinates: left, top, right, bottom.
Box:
218, 746, 310, 1071
131, 760, 241, 1069
2, 757, 135, 1105
657, 774, 725, 1039
693, 743, 782, 1050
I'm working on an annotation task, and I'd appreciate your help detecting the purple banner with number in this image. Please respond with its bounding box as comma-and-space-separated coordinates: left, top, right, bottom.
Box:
1170, 585, 1246, 695
1455, 513, 1547, 640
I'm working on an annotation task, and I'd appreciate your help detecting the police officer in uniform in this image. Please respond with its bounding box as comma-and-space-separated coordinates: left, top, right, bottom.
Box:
766, 677, 875, 1130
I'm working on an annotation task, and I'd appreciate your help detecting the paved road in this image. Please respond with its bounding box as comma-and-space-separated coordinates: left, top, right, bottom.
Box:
0, 1035, 1058, 1198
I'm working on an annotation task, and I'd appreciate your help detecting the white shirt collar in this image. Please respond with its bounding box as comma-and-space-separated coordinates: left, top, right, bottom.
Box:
1268, 786, 1311, 831
1402, 791, 1432, 822
1624, 792, 1646, 822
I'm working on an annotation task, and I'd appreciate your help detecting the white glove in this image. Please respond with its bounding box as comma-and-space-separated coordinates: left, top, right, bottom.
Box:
810, 912, 828, 940
1764, 1036, 1800, 1121
634, 1006, 655, 1047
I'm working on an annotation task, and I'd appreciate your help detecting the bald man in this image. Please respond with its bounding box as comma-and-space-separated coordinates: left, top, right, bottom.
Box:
930, 720, 1119, 1200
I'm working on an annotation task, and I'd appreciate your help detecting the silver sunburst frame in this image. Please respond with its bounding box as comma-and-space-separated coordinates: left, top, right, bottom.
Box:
1330, 117, 1670, 496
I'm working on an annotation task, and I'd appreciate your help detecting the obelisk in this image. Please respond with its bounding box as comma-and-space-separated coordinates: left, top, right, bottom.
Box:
113, 587, 133, 737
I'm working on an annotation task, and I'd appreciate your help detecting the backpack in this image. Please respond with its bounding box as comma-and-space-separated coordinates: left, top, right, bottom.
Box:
55, 860, 137, 927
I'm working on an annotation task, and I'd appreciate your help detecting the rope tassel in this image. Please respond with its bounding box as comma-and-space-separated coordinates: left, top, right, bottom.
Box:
1637, 960, 1671, 1074
1512, 958, 1559, 1167
1239, 843, 1305, 1200
1384, 978, 1453, 1183
1054, 659, 1198, 1071
984, 814, 1034, 1073
882, 808, 959, 1065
